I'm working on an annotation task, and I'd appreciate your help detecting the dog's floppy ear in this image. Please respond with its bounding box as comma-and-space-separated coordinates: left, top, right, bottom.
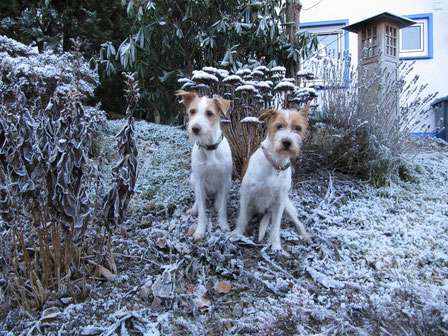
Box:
298, 101, 311, 118
175, 90, 197, 107
213, 97, 231, 118
258, 109, 277, 123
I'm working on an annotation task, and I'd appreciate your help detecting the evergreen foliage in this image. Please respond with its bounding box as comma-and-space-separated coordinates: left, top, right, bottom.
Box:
100, 0, 318, 122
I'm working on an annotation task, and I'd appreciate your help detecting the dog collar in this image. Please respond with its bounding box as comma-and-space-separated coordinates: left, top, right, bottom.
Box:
261, 145, 291, 171
197, 133, 224, 151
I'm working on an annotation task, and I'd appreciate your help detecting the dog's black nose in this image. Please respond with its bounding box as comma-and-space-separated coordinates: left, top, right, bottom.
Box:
192, 126, 200, 134
282, 139, 291, 149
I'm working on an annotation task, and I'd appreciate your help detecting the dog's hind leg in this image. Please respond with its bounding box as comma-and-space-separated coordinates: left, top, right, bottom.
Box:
258, 213, 271, 242
231, 192, 251, 236
284, 197, 311, 241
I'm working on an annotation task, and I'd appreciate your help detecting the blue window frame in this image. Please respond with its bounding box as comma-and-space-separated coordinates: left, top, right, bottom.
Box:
400, 13, 433, 60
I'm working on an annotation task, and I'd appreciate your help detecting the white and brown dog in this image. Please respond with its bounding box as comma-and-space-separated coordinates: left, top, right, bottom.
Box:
176, 90, 232, 240
231, 102, 312, 253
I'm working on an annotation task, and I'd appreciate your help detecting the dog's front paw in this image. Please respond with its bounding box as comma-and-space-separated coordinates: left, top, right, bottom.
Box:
270, 245, 291, 258
229, 228, 244, 238
186, 207, 198, 216
192, 229, 205, 241
219, 221, 230, 233
302, 232, 312, 242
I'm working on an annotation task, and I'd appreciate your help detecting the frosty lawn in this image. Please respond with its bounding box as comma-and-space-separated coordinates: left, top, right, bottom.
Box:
2, 119, 446, 335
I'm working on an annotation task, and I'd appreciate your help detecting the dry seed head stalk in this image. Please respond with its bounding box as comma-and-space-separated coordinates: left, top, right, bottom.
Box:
100, 72, 139, 229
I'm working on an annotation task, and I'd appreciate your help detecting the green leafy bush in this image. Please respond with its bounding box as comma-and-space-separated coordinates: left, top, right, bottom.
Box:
100, 0, 318, 122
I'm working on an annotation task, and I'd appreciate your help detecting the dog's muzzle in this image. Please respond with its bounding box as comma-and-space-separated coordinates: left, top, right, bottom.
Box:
282, 139, 292, 150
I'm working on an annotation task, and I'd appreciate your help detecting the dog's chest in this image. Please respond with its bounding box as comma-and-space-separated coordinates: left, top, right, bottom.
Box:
245, 169, 291, 212
191, 145, 232, 193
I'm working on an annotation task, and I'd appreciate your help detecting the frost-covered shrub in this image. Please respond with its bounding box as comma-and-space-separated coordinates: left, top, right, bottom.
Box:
179, 65, 317, 176
317, 53, 437, 185
0, 37, 107, 309
0, 35, 99, 109
0, 89, 97, 309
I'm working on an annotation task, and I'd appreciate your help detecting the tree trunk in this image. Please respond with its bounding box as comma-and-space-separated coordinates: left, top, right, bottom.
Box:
285, 0, 302, 43
285, 0, 303, 78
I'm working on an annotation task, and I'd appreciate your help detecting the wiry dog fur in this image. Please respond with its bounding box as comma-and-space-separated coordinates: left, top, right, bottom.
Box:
231, 102, 312, 253
176, 90, 233, 240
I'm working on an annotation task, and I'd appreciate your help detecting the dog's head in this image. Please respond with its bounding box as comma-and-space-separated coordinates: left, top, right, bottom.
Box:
176, 90, 231, 143
259, 102, 310, 159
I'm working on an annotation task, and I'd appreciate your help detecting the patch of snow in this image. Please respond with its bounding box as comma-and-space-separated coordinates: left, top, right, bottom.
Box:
240, 116, 263, 124
235, 68, 251, 76
254, 65, 268, 72
274, 81, 296, 91
222, 75, 243, 84
270, 66, 286, 73
235, 84, 258, 93
191, 71, 218, 82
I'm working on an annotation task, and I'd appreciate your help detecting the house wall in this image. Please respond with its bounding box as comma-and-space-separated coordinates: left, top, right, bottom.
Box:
300, 0, 448, 131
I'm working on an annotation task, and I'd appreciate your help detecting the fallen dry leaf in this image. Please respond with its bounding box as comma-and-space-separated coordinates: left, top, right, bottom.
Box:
187, 225, 195, 236
97, 265, 116, 282
152, 270, 174, 299
40, 307, 60, 323
156, 238, 167, 248
175, 242, 190, 254
194, 297, 211, 310
214, 281, 232, 294
60, 297, 73, 305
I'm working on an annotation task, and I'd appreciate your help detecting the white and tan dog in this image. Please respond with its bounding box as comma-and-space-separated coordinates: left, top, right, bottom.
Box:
176, 90, 232, 240
231, 102, 312, 253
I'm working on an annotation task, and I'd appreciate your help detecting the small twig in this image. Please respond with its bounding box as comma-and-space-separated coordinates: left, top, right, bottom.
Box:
239, 269, 285, 297
113, 253, 162, 268
260, 247, 295, 280
305, 171, 335, 225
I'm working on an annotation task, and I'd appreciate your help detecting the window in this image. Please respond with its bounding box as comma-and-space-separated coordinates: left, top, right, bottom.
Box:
316, 33, 340, 57
361, 26, 378, 58
300, 20, 349, 58
400, 14, 433, 59
385, 25, 397, 57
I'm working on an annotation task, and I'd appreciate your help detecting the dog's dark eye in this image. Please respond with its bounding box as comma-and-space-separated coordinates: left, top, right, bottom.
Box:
206, 110, 213, 117
295, 125, 302, 132
189, 109, 196, 115
276, 124, 283, 130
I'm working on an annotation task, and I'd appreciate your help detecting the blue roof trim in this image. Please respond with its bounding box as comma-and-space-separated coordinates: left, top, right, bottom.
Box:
301, 19, 349, 51
400, 13, 433, 60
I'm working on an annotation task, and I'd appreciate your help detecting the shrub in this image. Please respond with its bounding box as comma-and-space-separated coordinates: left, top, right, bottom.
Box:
0, 37, 115, 310
314, 53, 437, 185
0, 35, 99, 109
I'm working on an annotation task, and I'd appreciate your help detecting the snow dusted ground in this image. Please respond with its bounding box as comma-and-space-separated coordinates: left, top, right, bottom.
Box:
1, 120, 447, 335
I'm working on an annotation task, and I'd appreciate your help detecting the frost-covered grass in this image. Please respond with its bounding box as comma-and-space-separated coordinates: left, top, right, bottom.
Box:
106, 119, 192, 217
246, 151, 448, 335
1, 120, 447, 335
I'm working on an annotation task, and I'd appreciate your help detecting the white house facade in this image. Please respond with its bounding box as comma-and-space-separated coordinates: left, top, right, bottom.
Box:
300, 0, 448, 132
